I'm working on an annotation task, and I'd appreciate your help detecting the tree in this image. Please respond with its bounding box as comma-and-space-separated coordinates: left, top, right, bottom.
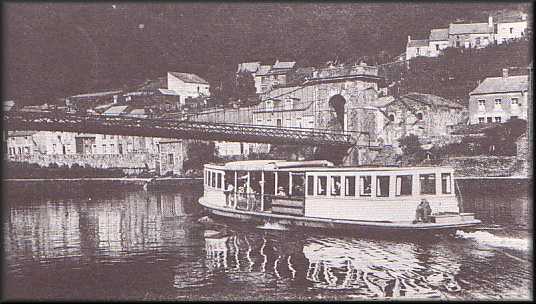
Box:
183, 141, 217, 171
235, 71, 257, 106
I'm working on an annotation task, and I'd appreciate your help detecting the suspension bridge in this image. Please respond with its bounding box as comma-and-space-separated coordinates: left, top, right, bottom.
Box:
3, 110, 355, 148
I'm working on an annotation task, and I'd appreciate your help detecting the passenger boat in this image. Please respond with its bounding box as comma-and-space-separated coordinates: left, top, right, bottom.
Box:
198, 160, 481, 235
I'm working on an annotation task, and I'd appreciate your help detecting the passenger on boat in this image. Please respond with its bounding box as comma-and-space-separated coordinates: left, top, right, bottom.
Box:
224, 183, 234, 207
414, 199, 432, 223
277, 186, 287, 196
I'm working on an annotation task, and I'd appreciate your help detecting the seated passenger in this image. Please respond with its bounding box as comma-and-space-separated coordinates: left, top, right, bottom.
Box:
277, 186, 287, 196
414, 199, 432, 223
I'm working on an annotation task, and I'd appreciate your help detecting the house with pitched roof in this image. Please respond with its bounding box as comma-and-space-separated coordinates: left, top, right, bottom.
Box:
254, 64, 273, 94
428, 28, 449, 57
448, 17, 494, 49
167, 72, 210, 105
468, 68, 529, 124
405, 36, 429, 60
493, 11, 528, 44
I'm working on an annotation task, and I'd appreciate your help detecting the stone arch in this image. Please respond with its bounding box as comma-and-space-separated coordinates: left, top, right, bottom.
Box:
328, 94, 347, 131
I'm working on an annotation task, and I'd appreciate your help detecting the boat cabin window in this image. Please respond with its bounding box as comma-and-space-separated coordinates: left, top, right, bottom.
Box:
360, 176, 372, 196
396, 175, 412, 196
211, 171, 216, 188
344, 176, 356, 196
291, 173, 305, 196
441, 173, 452, 194
376, 176, 390, 197
307, 176, 314, 196
331, 176, 341, 196
317, 176, 327, 195
217, 172, 222, 189
420, 173, 436, 195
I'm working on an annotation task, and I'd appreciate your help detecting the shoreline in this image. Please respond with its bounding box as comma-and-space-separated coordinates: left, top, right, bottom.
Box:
3, 177, 203, 182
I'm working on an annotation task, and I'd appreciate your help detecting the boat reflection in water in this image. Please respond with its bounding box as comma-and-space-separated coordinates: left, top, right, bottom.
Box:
203, 229, 468, 299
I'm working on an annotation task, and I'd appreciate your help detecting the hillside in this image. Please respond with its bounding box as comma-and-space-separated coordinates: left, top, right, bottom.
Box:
395, 39, 531, 104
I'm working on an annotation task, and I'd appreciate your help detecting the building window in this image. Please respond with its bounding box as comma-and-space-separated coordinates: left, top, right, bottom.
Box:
317, 176, 327, 195
495, 99, 502, 108
478, 100, 486, 111
376, 176, 390, 197
435, 44, 440, 51
510, 27, 514, 34
487, 117, 493, 123
416, 112, 423, 120
478, 117, 485, 124
395, 175, 412, 196
388, 114, 395, 122
360, 176, 372, 196
420, 174, 436, 195
512, 98, 519, 106
495, 116, 502, 123
276, 119, 282, 128
475, 37, 481, 45
416, 47, 420, 55
344, 176, 356, 196
441, 173, 452, 194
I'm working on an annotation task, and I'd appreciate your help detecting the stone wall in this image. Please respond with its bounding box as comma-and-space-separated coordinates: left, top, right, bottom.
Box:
9, 153, 158, 170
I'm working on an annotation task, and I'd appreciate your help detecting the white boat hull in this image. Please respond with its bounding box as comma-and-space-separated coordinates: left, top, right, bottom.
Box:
199, 196, 482, 234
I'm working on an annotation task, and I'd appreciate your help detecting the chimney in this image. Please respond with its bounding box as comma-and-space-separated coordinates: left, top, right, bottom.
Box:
488, 15, 493, 27
502, 68, 509, 78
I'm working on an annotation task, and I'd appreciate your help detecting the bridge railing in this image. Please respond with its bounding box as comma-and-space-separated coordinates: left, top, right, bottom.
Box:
4, 110, 356, 147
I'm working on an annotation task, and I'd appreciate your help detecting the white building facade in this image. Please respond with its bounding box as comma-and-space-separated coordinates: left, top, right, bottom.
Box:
167, 72, 210, 105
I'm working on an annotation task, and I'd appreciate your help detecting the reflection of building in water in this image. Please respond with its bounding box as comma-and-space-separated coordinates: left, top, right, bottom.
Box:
4, 191, 195, 260
5, 202, 82, 260
302, 238, 462, 298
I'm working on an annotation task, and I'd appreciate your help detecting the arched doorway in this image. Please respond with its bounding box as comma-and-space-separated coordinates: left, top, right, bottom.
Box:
328, 94, 347, 131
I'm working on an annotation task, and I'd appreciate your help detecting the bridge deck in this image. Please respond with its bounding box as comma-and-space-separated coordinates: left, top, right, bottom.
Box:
4, 111, 355, 147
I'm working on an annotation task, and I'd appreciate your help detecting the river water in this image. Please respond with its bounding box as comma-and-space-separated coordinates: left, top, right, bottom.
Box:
3, 180, 532, 300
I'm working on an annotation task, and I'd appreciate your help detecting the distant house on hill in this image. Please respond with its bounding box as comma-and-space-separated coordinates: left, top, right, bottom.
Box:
254, 64, 273, 94
167, 72, 210, 105
468, 68, 528, 124
428, 28, 449, 57
406, 36, 429, 60
493, 11, 528, 44
448, 18, 494, 49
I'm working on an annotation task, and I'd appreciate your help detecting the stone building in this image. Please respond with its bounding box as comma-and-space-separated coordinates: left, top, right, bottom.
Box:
406, 36, 430, 60
156, 139, 185, 175
448, 18, 494, 49
376, 93, 466, 147
167, 72, 210, 105
493, 11, 528, 44
468, 69, 529, 124
428, 28, 450, 57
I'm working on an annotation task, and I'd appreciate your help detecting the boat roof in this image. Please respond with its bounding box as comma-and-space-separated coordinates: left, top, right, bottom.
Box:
205, 160, 454, 172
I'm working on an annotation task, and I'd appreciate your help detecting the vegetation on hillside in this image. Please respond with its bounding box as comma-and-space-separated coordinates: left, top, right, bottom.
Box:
396, 39, 531, 104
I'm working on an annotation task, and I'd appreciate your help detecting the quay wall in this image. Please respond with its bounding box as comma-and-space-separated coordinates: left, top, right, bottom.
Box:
438, 156, 527, 177
8, 153, 158, 172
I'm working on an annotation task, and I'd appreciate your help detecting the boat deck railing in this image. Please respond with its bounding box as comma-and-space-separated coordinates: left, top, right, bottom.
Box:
228, 193, 305, 213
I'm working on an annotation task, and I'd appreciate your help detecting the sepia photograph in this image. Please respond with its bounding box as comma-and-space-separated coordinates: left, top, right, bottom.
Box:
2, 1, 532, 301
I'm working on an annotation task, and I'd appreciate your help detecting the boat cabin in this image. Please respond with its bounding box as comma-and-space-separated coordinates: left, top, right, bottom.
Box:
203, 160, 460, 223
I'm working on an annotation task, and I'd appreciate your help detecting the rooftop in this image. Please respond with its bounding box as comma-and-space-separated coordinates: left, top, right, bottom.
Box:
255, 65, 273, 76
449, 22, 492, 35
429, 28, 449, 41
103, 105, 129, 116
237, 62, 261, 74
407, 39, 429, 48
400, 92, 464, 109
168, 72, 209, 84
69, 90, 122, 99
470, 75, 528, 95
8, 130, 37, 137
272, 60, 296, 70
